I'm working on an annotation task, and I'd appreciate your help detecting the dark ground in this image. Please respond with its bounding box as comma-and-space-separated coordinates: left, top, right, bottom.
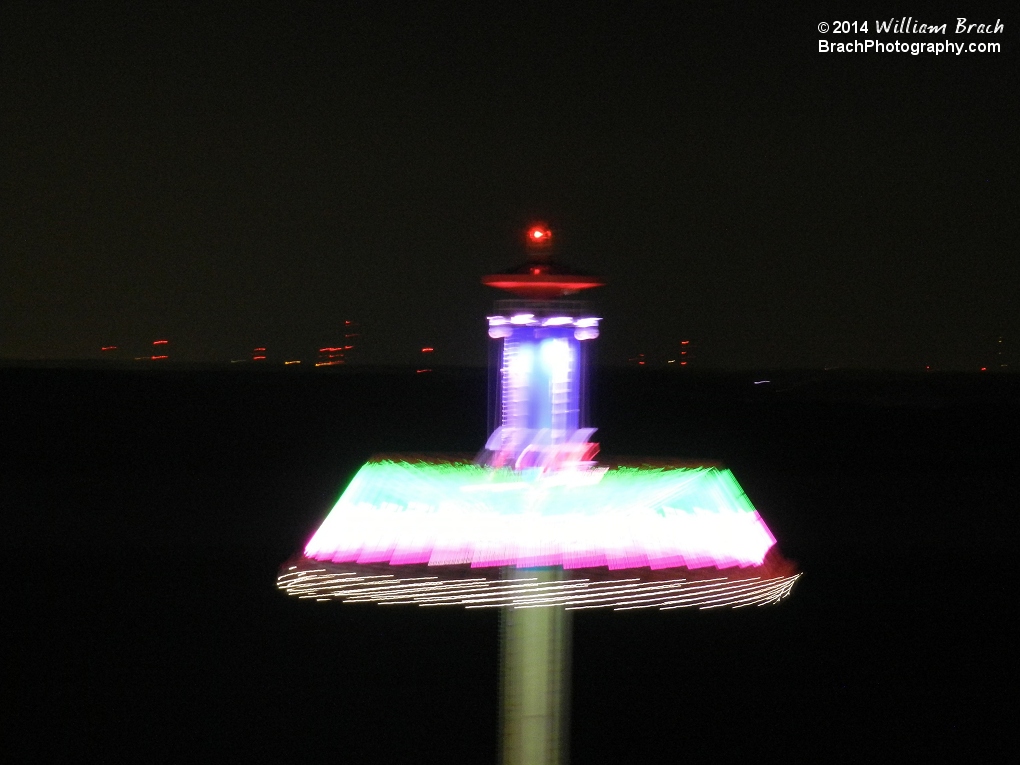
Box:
1, 366, 1016, 762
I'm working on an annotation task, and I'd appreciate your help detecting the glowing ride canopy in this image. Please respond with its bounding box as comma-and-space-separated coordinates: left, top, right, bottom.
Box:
305, 460, 776, 570
279, 457, 799, 609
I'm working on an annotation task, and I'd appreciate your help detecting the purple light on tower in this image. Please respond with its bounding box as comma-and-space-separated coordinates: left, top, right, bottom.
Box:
481, 311, 600, 470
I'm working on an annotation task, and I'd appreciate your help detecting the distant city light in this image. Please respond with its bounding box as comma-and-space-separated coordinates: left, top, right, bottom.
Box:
316, 348, 345, 366
310, 324, 358, 367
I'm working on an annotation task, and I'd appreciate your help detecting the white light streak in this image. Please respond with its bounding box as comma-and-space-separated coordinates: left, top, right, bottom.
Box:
278, 561, 801, 610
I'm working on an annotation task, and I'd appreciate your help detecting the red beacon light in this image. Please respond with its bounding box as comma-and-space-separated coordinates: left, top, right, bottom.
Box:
526, 225, 552, 248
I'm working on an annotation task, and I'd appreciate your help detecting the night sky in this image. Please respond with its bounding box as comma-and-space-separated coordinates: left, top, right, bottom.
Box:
2, 1, 1016, 369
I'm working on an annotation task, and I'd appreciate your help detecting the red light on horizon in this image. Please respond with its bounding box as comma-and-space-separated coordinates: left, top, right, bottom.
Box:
681, 340, 690, 345
254, 347, 266, 352
153, 340, 168, 345
151, 355, 168, 360
101, 346, 118, 351
421, 347, 434, 353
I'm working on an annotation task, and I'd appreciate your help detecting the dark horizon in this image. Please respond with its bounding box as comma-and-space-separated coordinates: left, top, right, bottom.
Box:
1, 355, 1015, 374
3, 364, 1015, 762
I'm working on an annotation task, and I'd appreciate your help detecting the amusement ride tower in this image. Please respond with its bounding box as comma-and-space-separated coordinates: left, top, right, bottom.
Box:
279, 225, 800, 765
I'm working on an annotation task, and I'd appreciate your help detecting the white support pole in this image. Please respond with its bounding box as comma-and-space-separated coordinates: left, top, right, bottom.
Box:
500, 568, 571, 765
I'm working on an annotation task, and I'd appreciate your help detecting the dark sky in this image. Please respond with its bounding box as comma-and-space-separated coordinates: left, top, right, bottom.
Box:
2, 1, 1016, 369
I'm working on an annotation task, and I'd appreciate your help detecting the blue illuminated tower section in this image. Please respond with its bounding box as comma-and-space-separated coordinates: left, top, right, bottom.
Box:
501, 323, 578, 435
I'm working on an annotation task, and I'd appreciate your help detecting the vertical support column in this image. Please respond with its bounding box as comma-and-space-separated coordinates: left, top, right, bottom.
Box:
500, 568, 571, 765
